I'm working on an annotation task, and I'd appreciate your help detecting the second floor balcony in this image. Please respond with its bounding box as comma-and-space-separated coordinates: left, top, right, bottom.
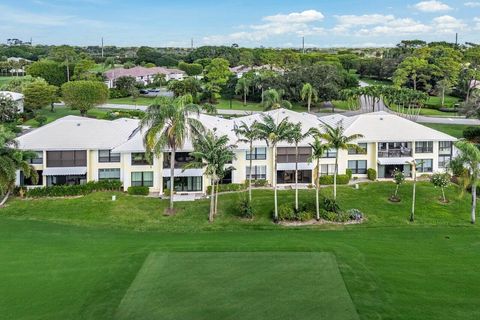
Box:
378, 142, 412, 158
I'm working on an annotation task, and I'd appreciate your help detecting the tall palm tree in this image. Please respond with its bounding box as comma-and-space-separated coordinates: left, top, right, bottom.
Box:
300, 83, 318, 113
188, 131, 236, 222
140, 95, 204, 214
254, 114, 294, 221
234, 120, 259, 202
309, 137, 329, 220
0, 126, 38, 206
288, 122, 308, 211
235, 78, 250, 105
261, 89, 292, 111
310, 122, 364, 200
454, 140, 480, 224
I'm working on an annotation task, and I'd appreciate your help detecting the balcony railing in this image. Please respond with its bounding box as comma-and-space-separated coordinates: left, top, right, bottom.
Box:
378, 149, 412, 158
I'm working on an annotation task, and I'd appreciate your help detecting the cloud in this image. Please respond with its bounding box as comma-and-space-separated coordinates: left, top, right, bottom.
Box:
333, 15, 431, 36
432, 15, 466, 33
473, 17, 480, 30
464, 1, 480, 7
413, 0, 452, 12
0, 4, 72, 26
203, 10, 325, 44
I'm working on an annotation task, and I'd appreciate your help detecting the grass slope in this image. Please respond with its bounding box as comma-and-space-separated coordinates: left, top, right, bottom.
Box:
116, 252, 358, 320
423, 123, 470, 138
23, 107, 110, 127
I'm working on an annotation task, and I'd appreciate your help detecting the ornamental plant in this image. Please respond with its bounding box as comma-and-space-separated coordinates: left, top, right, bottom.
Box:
430, 172, 450, 203
392, 168, 405, 200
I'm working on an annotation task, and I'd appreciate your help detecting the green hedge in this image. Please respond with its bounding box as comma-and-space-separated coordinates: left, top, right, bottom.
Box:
207, 183, 246, 194
26, 180, 122, 198
127, 186, 150, 195
367, 168, 377, 181
319, 174, 350, 185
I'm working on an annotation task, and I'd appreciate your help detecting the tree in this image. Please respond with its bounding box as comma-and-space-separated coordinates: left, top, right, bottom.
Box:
2, 75, 47, 93
310, 122, 364, 200
235, 78, 250, 105
204, 58, 231, 87
26, 60, 67, 86
152, 73, 166, 87
254, 115, 294, 221
300, 83, 318, 113
430, 172, 450, 203
391, 168, 405, 200
187, 131, 236, 222
309, 137, 329, 221
454, 140, 480, 224
0, 126, 38, 206
115, 76, 137, 92
178, 62, 203, 76
0, 95, 18, 123
50, 45, 78, 82
288, 122, 308, 212
261, 89, 292, 110
73, 58, 95, 80
61, 81, 109, 116
23, 82, 58, 113
140, 95, 204, 214
460, 90, 480, 119
234, 120, 259, 202
104, 57, 115, 70
393, 56, 429, 90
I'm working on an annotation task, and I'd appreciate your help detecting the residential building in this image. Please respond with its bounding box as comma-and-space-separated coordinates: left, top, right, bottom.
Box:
229, 65, 285, 78
0, 91, 24, 112
15, 109, 456, 195
104, 66, 185, 88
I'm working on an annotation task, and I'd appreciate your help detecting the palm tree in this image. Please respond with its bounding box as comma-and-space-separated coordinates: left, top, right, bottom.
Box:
188, 131, 236, 222
300, 83, 318, 113
454, 140, 480, 224
140, 95, 204, 214
0, 126, 38, 206
308, 137, 329, 220
233, 120, 259, 202
254, 114, 294, 221
288, 122, 308, 211
310, 122, 364, 200
261, 89, 292, 110
235, 78, 250, 106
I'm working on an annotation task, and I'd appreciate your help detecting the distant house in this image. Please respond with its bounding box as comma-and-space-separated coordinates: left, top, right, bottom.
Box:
6, 57, 31, 75
104, 66, 185, 88
470, 80, 480, 90
229, 65, 285, 78
0, 91, 24, 113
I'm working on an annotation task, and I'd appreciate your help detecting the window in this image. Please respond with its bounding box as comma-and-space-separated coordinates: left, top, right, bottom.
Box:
246, 147, 267, 160
277, 147, 311, 163
438, 155, 451, 168
415, 141, 433, 153
98, 150, 120, 163
277, 170, 312, 184
131, 153, 149, 165
348, 143, 367, 155
348, 160, 367, 174
322, 149, 337, 158
98, 168, 121, 180
28, 151, 43, 164
415, 159, 433, 173
246, 165, 267, 180
320, 164, 335, 176
439, 141, 452, 155
46, 150, 86, 167
163, 176, 202, 192
163, 152, 194, 168
131, 171, 153, 187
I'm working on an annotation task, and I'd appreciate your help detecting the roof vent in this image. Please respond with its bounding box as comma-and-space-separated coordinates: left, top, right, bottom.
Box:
77, 123, 81, 126
379, 117, 383, 120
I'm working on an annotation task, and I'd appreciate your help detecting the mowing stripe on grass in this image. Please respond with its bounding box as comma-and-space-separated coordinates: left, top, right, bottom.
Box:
115, 252, 359, 320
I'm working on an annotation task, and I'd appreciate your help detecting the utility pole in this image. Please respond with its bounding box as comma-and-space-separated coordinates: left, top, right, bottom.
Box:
191, 38, 194, 49
455, 33, 458, 47
101, 37, 104, 58
302, 36, 305, 54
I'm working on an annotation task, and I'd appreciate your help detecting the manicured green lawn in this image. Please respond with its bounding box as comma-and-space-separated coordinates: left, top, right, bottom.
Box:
0, 76, 13, 87
23, 107, 110, 127
1, 183, 479, 319
359, 77, 393, 86
426, 95, 460, 108
116, 252, 358, 320
423, 123, 470, 138
108, 96, 157, 106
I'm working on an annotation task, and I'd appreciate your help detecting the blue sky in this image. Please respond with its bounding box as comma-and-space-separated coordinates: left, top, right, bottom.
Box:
0, 0, 479, 47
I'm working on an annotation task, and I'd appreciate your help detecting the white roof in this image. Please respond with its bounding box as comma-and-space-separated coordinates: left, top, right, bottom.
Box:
0, 91, 23, 101
43, 167, 87, 176
377, 157, 414, 165
16, 116, 139, 151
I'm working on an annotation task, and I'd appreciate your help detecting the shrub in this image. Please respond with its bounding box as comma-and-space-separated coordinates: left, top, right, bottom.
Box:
237, 197, 254, 219
26, 180, 122, 198
318, 174, 350, 185
325, 211, 337, 222
127, 186, 149, 195
347, 208, 364, 221
346, 169, 353, 179
463, 126, 480, 143
297, 211, 313, 222
163, 188, 171, 196
207, 183, 245, 194
278, 203, 295, 221
35, 115, 47, 126
253, 179, 268, 187
323, 198, 340, 213
109, 88, 129, 99
367, 168, 377, 181
334, 212, 351, 223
